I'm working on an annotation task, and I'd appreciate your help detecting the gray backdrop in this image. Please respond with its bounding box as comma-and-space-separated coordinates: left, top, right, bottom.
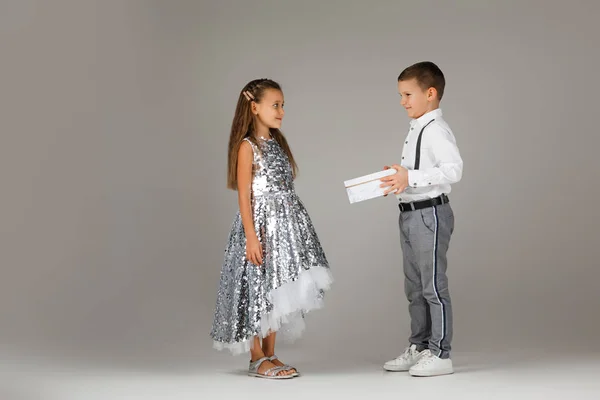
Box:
1, 0, 599, 369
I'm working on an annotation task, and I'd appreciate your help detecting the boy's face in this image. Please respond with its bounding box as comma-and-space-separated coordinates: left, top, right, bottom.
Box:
398, 78, 436, 119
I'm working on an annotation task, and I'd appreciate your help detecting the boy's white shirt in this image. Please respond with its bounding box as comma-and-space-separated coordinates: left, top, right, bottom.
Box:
395, 108, 463, 203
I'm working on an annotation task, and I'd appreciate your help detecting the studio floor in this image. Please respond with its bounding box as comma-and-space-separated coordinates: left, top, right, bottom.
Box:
2, 348, 599, 400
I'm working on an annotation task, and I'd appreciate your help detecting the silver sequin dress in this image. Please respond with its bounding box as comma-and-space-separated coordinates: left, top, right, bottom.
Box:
211, 137, 333, 355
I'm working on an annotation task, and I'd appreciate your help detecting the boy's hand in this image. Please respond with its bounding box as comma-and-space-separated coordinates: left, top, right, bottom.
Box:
381, 164, 409, 196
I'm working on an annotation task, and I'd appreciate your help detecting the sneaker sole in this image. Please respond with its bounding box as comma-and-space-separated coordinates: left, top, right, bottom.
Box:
409, 368, 454, 377
383, 364, 412, 372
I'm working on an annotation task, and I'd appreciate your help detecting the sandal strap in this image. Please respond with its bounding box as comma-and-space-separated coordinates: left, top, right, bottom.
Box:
249, 356, 270, 372
268, 355, 296, 372
264, 366, 286, 376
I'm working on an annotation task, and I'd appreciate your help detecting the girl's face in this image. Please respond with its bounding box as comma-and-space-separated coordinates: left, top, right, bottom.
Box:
253, 89, 285, 129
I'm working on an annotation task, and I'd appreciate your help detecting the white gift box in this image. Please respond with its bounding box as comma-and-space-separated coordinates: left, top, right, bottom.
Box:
344, 168, 397, 204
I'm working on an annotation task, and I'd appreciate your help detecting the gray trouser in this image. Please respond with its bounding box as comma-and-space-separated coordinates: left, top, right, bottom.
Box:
399, 202, 454, 359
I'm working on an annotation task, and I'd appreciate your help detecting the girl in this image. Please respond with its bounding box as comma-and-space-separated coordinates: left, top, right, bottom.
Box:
210, 79, 333, 379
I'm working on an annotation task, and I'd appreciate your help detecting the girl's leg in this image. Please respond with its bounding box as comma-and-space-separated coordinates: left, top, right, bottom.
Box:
250, 336, 266, 361
249, 336, 287, 376
262, 332, 296, 375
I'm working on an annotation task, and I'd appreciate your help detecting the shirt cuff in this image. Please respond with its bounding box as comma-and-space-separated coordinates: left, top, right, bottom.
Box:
407, 170, 426, 188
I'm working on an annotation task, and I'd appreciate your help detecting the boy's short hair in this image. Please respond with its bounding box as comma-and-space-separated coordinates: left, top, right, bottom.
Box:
398, 61, 445, 100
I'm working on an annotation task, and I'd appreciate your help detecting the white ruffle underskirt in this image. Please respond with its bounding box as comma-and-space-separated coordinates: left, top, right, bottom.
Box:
213, 266, 333, 355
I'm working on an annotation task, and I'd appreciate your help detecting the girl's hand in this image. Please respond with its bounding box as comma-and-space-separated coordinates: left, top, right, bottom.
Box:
246, 235, 264, 266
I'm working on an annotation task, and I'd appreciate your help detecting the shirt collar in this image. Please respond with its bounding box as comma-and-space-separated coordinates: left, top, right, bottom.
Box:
410, 108, 443, 128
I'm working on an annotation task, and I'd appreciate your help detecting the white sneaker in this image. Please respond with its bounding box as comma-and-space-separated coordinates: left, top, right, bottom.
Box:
408, 350, 454, 377
383, 344, 425, 371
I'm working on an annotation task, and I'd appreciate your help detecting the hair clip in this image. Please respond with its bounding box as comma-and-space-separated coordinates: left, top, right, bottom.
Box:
243, 91, 255, 101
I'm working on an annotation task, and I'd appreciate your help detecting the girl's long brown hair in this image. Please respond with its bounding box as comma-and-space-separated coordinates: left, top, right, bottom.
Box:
227, 79, 298, 190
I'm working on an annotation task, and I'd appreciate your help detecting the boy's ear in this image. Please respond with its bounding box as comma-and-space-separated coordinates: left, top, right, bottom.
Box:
427, 87, 438, 101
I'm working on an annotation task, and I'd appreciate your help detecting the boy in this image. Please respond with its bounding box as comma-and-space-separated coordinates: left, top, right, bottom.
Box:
380, 61, 463, 377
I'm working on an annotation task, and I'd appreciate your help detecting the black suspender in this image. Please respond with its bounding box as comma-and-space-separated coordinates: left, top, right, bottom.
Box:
414, 119, 435, 170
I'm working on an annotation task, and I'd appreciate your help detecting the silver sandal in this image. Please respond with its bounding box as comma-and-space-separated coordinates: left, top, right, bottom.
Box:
248, 356, 293, 379
269, 355, 300, 377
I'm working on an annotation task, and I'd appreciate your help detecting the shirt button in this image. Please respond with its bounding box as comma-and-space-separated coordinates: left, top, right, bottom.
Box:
402, 157, 404, 159
405, 141, 408, 144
